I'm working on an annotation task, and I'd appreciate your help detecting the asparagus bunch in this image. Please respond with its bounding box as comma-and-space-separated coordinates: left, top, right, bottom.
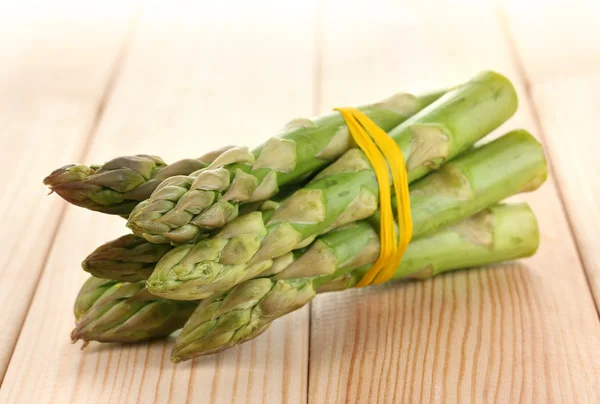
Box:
146, 71, 519, 300
71, 128, 546, 356
169, 129, 547, 360
44, 70, 549, 364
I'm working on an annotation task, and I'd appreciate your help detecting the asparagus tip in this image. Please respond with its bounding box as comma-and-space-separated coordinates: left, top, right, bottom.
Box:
71, 329, 90, 350
70, 328, 79, 344
43, 164, 93, 186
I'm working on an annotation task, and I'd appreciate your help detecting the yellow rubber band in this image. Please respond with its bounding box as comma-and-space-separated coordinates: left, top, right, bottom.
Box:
334, 107, 413, 286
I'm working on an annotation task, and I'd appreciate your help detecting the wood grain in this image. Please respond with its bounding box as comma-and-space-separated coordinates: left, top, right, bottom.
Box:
0, 1, 136, 381
1, 1, 600, 403
526, 77, 600, 310
500, 0, 600, 82
501, 0, 600, 314
309, 1, 600, 403
0, 1, 316, 403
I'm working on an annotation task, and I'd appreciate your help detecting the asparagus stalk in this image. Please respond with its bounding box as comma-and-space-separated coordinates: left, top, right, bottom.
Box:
317, 204, 539, 291
146, 74, 523, 300
72, 277, 197, 344
171, 203, 539, 361
82, 234, 173, 282
44, 146, 233, 216
126, 89, 448, 244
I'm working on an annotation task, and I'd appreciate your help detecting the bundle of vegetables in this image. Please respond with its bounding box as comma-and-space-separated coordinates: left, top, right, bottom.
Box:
46, 71, 547, 363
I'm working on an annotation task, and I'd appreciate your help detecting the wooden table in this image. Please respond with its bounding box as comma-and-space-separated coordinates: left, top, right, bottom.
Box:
1, 1, 599, 402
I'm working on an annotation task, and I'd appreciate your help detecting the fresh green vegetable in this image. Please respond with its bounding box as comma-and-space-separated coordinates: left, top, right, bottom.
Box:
171, 203, 539, 361
146, 73, 523, 300
82, 234, 173, 282
44, 147, 233, 216
127, 89, 448, 244
72, 277, 197, 344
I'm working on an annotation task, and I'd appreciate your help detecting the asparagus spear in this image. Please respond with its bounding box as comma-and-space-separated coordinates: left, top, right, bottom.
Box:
317, 204, 539, 291
171, 203, 539, 361
71, 277, 197, 344
44, 146, 233, 216
146, 74, 523, 300
126, 89, 448, 244
82, 234, 173, 282
74, 277, 117, 322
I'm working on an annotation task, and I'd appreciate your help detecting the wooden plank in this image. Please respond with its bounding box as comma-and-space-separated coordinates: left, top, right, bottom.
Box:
0, 1, 136, 381
308, 1, 600, 403
499, 0, 600, 82
0, 1, 316, 403
500, 0, 600, 311
0, 1, 135, 94
529, 77, 600, 307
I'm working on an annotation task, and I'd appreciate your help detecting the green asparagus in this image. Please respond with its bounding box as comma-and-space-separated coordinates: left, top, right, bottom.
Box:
171, 203, 539, 361
74, 277, 117, 321
146, 73, 524, 300
126, 89, 447, 244
82, 234, 173, 282
44, 146, 233, 216
38, 68, 550, 364
72, 277, 197, 344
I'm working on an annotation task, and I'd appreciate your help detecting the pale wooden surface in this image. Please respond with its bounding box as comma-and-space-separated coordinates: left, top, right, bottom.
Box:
501, 0, 600, 310
0, 1, 599, 403
0, 1, 137, 381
